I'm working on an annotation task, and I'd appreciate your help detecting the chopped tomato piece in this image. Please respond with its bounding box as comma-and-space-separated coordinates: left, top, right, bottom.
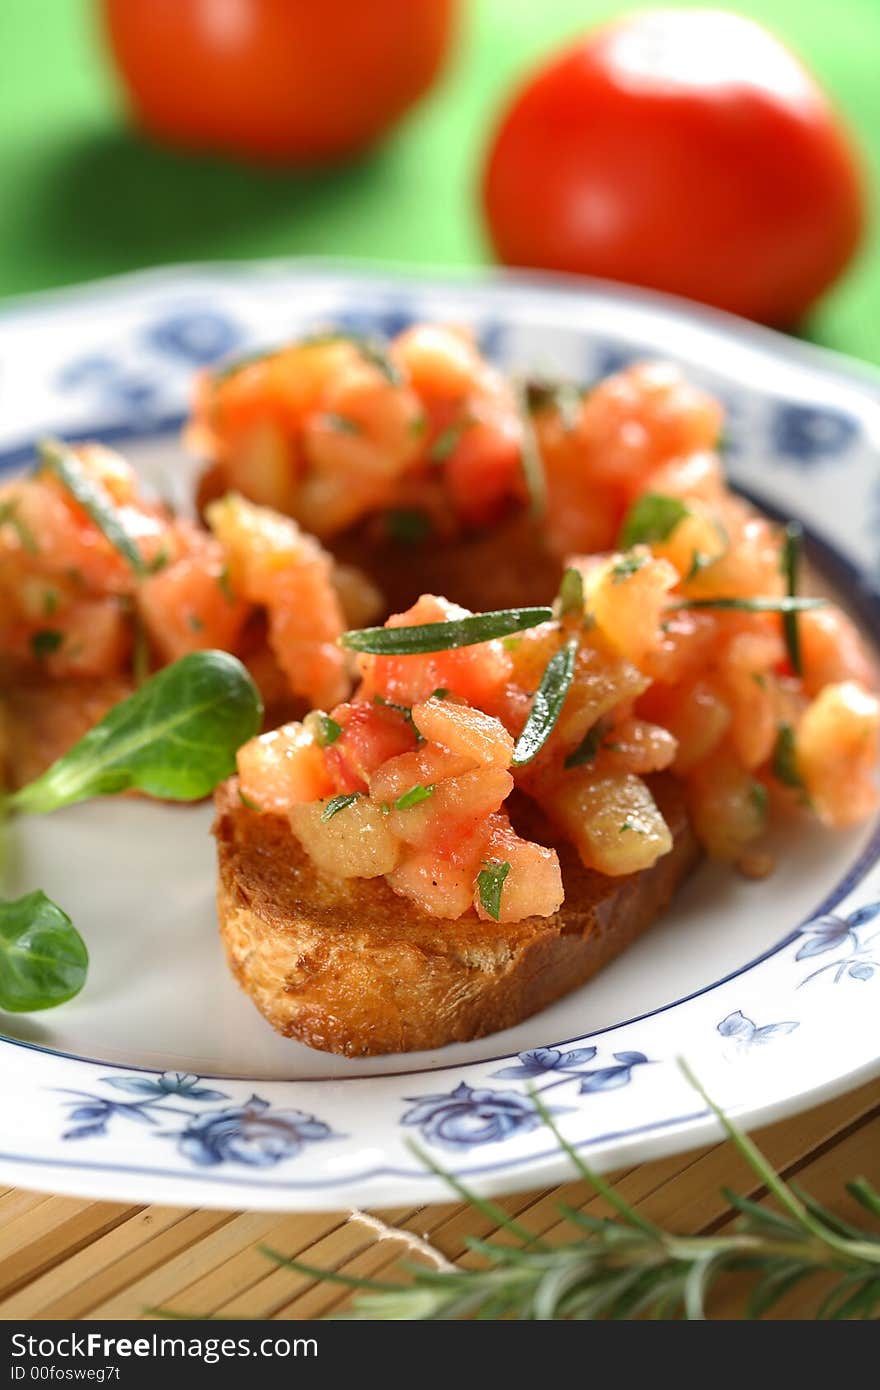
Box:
474, 814, 563, 922
237, 723, 335, 812
411, 696, 514, 768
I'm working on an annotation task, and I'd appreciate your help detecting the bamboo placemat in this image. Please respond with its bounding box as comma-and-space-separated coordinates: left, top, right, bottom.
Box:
0, 1077, 876, 1320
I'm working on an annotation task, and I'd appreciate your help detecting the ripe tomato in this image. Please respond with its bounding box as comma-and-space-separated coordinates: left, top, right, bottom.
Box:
482, 10, 865, 325
102, 0, 454, 164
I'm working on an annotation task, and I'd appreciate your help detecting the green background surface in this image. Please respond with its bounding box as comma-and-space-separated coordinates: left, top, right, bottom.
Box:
0, 0, 878, 361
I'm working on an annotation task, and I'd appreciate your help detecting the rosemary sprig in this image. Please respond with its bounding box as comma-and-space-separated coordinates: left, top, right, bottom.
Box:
37, 440, 146, 577
514, 379, 548, 521
252, 1063, 880, 1321
340, 607, 553, 655
512, 638, 578, 766
673, 596, 826, 615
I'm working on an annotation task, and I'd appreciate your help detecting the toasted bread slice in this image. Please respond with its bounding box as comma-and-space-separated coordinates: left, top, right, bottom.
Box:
333, 512, 563, 614
213, 775, 699, 1056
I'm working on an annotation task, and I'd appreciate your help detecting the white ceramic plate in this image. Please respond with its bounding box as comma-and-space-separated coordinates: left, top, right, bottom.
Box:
1, 262, 878, 1211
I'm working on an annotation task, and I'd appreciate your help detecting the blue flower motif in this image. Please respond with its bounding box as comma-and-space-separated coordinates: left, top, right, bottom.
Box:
771, 402, 857, 465
492, 1046, 597, 1080
333, 306, 414, 343
143, 310, 242, 365
796, 901, 880, 987
59, 1092, 155, 1141
795, 914, 856, 960
56, 354, 117, 390
847, 962, 875, 982
100, 1071, 228, 1101
55, 355, 161, 418
576, 1052, 650, 1093
401, 1082, 553, 1150
177, 1095, 333, 1168
717, 1011, 798, 1049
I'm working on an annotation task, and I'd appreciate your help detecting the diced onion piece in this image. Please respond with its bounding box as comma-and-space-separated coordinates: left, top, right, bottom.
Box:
237, 723, 333, 812
548, 771, 673, 876
799, 681, 880, 828
289, 797, 401, 879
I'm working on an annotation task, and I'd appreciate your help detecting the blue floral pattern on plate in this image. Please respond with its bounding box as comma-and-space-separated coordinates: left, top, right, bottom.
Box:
796, 901, 880, 986
403, 1047, 651, 1149
57, 1071, 335, 1170
717, 1011, 799, 1050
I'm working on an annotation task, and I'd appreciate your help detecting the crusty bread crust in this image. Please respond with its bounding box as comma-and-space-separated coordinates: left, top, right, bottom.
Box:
213, 776, 699, 1056
333, 512, 563, 615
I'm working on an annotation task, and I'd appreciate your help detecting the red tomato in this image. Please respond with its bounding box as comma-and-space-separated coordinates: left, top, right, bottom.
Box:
482, 10, 865, 325
103, 0, 455, 164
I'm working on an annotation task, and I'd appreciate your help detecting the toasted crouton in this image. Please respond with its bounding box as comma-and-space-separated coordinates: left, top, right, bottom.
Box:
213, 776, 698, 1056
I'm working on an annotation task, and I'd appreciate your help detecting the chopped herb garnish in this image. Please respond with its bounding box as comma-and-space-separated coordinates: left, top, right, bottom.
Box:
619, 494, 689, 549
749, 782, 769, 820
610, 550, 649, 584
564, 720, 605, 769
394, 783, 434, 811
187, 614, 205, 633
239, 789, 262, 812
0, 499, 38, 555
772, 724, 804, 789
430, 687, 450, 700
306, 712, 343, 747
38, 440, 145, 577
409, 413, 428, 436
674, 596, 826, 615
514, 380, 547, 521
324, 413, 362, 435
476, 860, 511, 921
321, 792, 363, 822
684, 551, 712, 583
385, 509, 432, 545
523, 376, 584, 432
146, 545, 170, 575
373, 693, 419, 732
429, 419, 469, 462
780, 521, 805, 675
217, 565, 235, 604
512, 638, 578, 767
317, 715, 342, 746
342, 606, 553, 656
41, 589, 59, 617
751, 672, 768, 689
619, 820, 638, 833
555, 567, 584, 619
31, 629, 63, 660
